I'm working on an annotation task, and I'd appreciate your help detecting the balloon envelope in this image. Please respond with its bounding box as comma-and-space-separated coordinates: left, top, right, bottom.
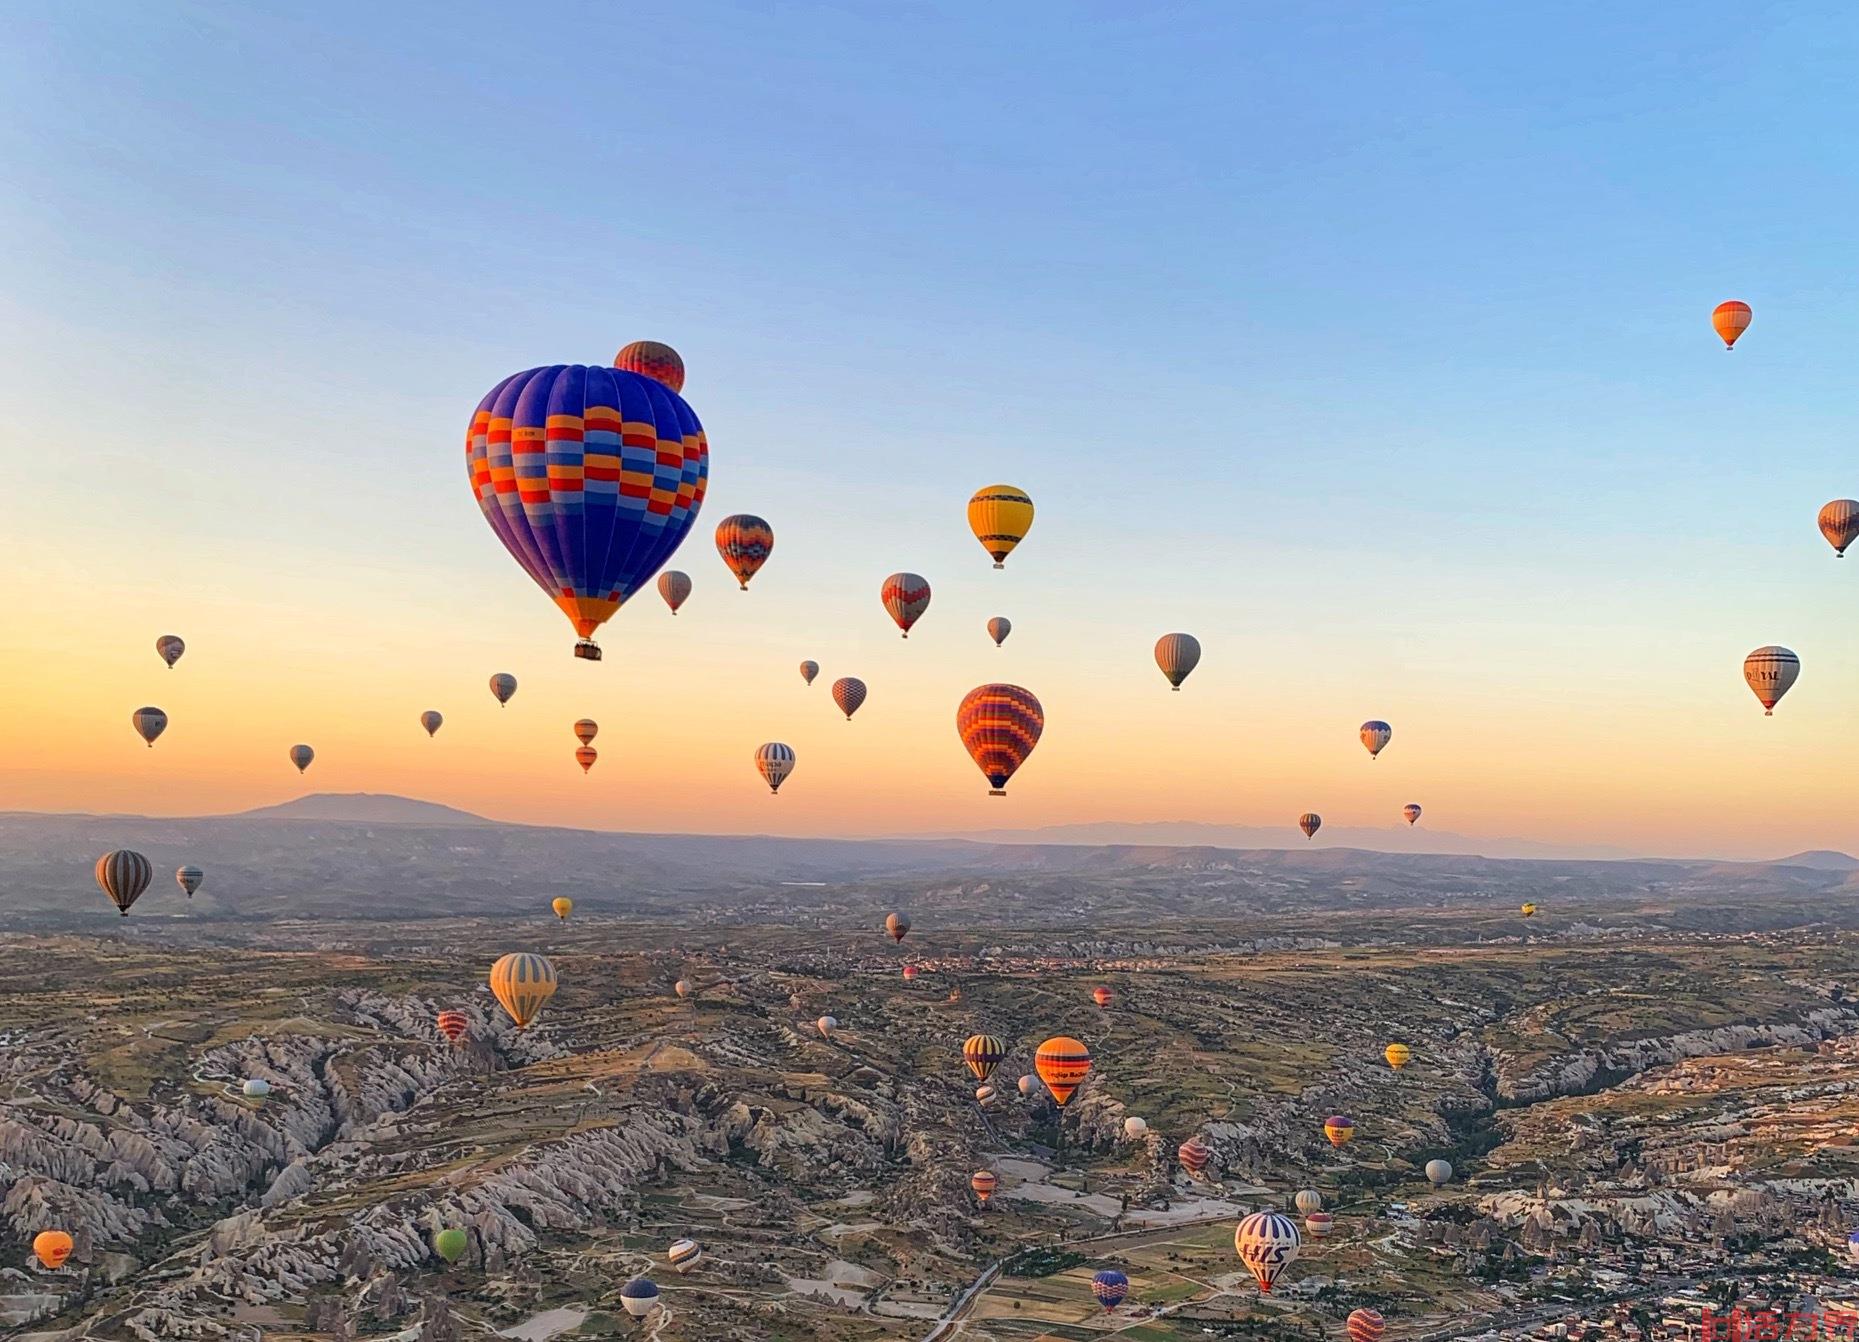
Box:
1348, 1309, 1387, 1342
668, 1237, 702, 1272
885, 912, 911, 942
1090, 1269, 1129, 1311
963, 1034, 1006, 1082
798, 660, 819, 685
816, 1015, 837, 1038
420, 710, 443, 737
489, 953, 557, 1029
176, 864, 204, 897
956, 684, 1044, 795
573, 718, 598, 745
1712, 299, 1752, 349
657, 569, 691, 612
1304, 1211, 1334, 1239
1323, 1115, 1356, 1147
289, 744, 314, 773
1034, 1035, 1092, 1106
489, 673, 517, 706
832, 677, 868, 720
716, 514, 773, 589
619, 1278, 660, 1318
1820, 500, 1859, 557
1298, 813, 1321, 839
552, 897, 573, 920
614, 339, 685, 393
971, 1170, 997, 1202
987, 616, 1011, 647
436, 1010, 469, 1044
1178, 1135, 1212, 1179
1385, 1042, 1412, 1070
1425, 1158, 1453, 1185
1294, 1188, 1322, 1214
967, 484, 1034, 567
1124, 1116, 1148, 1139
1402, 803, 1422, 826
156, 634, 185, 668
33, 1230, 73, 1269
1360, 720, 1392, 758
880, 572, 931, 637
467, 364, 708, 659
1743, 645, 1799, 714
1155, 632, 1201, 689
132, 706, 167, 747
1234, 1210, 1301, 1292
433, 1228, 467, 1263
96, 850, 152, 916
242, 1078, 270, 1099
574, 745, 597, 773
755, 742, 795, 793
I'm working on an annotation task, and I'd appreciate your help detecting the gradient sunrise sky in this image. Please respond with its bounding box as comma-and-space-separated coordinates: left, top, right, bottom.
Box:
4, 3, 1859, 858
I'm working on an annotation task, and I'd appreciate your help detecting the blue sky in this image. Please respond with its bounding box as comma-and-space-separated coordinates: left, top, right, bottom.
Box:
4, 3, 1858, 855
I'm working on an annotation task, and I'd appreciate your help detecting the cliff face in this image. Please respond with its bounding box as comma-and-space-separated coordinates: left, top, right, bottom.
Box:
1491, 1008, 1859, 1103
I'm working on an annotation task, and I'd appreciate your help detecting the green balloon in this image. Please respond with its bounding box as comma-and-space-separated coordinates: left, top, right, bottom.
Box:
433, 1228, 467, 1263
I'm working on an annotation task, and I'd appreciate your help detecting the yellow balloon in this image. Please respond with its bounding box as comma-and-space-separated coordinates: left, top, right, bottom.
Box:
967, 484, 1034, 569
552, 897, 573, 921
489, 953, 558, 1029
1384, 1042, 1411, 1070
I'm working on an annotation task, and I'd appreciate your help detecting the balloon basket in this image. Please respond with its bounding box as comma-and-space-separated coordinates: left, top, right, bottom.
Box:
988, 789, 1006, 797
574, 640, 602, 661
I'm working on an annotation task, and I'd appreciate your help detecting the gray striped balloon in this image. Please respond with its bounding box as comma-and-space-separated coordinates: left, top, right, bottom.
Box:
96, 850, 152, 916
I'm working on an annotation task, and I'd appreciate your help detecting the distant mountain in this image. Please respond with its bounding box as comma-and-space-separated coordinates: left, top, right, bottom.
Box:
1772, 849, 1859, 871
936, 819, 1641, 862
229, 793, 491, 825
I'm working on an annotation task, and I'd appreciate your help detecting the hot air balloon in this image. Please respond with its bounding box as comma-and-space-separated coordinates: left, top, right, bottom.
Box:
468, 362, 708, 661
1848, 1229, 1859, 1266
832, 677, 868, 721
755, 742, 795, 794
1712, 300, 1752, 349
1520, 902, 1538, 918
716, 514, 773, 590
1744, 645, 1800, 715
1017, 1073, 1038, 1097
32, 1230, 73, 1270
674, 978, 692, 999
132, 707, 167, 747
614, 339, 686, 393
1324, 1115, 1356, 1148
971, 1170, 997, 1204
1177, 1136, 1212, 1180
242, 1078, 270, 1100
1091, 1269, 1129, 1312
799, 660, 819, 686
574, 719, 598, 745
946, 988, 963, 1004
1360, 720, 1391, 759
881, 572, 931, 638
436, 1010, 469, 1044
1402, 803, 1422, 826
421, 710, 443, 737
621, 1277, 662, 1318
156, 634, 185, 669
968, 484, 1034, 568
176, 865, 203, 898
1234, 1210, 1300, 1293
1154, 633, 1201, 690
901, 964, 919, 982
658, 569, 692, 613
987, 616, 1011, 647
816, 1015, 838, 1039
885, 912, 911, 943
1425, 1158, 1453, 1186
1124, 1116, 1148, 1139
1385, 1042, 1412, 1070
489, 673, 517, 707
289, 744, 314, 774
1034, 1036, 1092, 1106
975, 1084, 997, 1108
1092, 986, 1113, 1009
1348, 1308, 1386, 1342
1820, 501, 1859, 558
963, 1034, 1006, 1082
552, 897, 573, 921
1294, 1189, 1323, 1214
1304, 1211, 1334, 1239
433, 1227, 467, 1263
668, 1238, 702, 1273
574, 745, 597, 774
1298, 813, 1321, 840
95, 850, 151, 916
957, 684, 1044, 796
489, 953, 557, 1029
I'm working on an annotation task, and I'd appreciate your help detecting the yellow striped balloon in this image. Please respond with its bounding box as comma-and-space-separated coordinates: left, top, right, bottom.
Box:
489, 953, 558, 1029
1384, 1042, 1411, 1070
967, 484, 1034, 568
963, 1033, 1006, 1082
1034, 1035, 1092, 1106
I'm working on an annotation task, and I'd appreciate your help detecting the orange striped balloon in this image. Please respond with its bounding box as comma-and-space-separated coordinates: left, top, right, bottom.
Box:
963, 1034, 1006, 1082
1711, 300, 1752, 349
1820, 500, 1859, 557
716, 514, 774, 590
614, 340, 686, 393
970, 1169, 998, 1204
1034, 1035, 1092, 1106
956, 683, 1044, 796
1347, 1309, 1385, 1342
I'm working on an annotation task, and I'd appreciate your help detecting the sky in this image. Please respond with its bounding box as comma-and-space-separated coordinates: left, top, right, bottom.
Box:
3, 2, 1858, 858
